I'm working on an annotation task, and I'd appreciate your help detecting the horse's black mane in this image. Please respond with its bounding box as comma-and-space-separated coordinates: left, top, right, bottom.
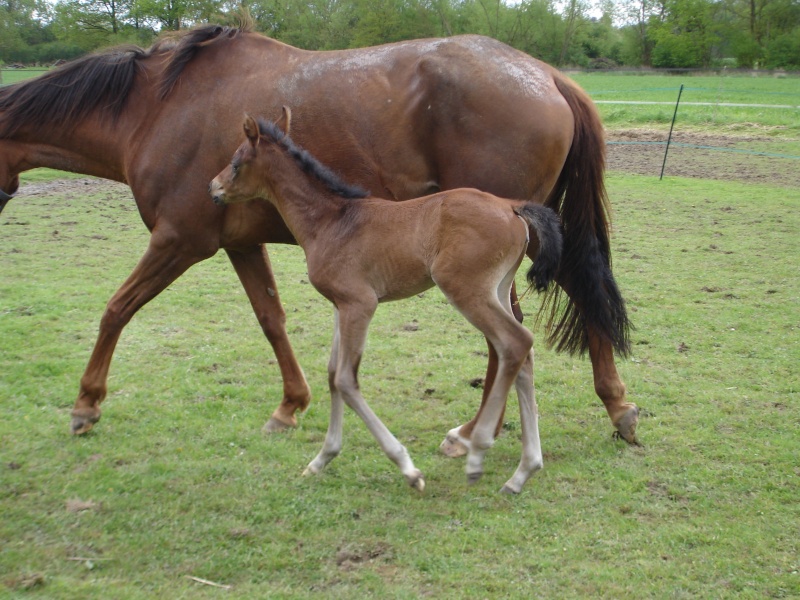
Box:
157, 25, 244, 100
257, 118, 369, 200
0, 24, 245, 138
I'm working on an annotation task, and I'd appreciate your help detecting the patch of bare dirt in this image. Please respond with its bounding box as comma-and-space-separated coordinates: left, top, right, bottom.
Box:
605, 129, 800, 187
18, 177, 127, 198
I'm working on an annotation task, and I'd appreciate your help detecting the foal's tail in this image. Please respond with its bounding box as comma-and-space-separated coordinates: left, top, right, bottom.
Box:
515, 204, 563, 293
540, 74, 632, 357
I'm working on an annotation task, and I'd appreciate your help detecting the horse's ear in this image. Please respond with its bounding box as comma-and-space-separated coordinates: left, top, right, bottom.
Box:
243, 114, 259, 147
276, 106, 292, 136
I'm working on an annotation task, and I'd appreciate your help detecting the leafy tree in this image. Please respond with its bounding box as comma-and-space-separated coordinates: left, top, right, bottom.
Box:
649, 0, 720, 67
617, 0, 666, 65
763, 28, 800, 67
1, 0, 54, 62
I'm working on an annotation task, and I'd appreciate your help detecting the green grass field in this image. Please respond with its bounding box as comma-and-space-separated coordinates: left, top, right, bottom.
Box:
571, 72, 800, 133
0, 68, 49, 86
1, 170, 798, 597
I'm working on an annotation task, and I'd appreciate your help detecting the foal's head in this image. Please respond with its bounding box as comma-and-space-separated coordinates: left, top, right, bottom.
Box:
209, 109, 291, 206
209, 107, 367, 207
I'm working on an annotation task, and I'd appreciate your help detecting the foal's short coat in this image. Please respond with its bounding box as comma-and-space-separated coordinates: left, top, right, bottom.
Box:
210, 110, 563, 493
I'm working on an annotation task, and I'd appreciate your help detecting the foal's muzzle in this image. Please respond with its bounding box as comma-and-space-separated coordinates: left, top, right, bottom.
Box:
208, 181, 226, 206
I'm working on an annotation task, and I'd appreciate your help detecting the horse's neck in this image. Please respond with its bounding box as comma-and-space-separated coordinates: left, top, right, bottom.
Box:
8, 120, 127, 183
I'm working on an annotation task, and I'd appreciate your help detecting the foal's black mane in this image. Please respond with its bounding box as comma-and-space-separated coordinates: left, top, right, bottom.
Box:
0, 25, 245, 138
257, 118, 369, 200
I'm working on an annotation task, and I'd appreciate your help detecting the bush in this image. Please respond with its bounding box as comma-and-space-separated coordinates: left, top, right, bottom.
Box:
763, 31, 800, 69
651, 34, 705, 68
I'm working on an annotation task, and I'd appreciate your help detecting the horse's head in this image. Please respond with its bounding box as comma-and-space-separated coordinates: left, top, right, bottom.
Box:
209, 108, 291, 206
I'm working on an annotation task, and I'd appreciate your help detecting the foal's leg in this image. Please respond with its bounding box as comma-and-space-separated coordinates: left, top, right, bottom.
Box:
500, 349, 543, 494
439, 339, 505, 458
439, 274, 532, 483
333, 300, 425, 491
226, 246, 311, 433
463, 310, 532, 484
303, 309, 345, 475
440, 284, 523, 457
71, 232, 213, 434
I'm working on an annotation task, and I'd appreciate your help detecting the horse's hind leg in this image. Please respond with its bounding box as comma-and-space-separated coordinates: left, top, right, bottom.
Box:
463, 312, 532, 485
501, 349, 543, 494
71, 232, 213, 434
588, 329, 638, 444
439, 339, 506, 458
440, 283, 524, 458
226, 247, 311, 433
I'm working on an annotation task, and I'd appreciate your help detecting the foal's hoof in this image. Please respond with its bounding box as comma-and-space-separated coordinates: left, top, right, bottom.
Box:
613, 405, 640, 445
407, 473, 426, 493
500, 484, 520, 495
262, 414, 297, 434
439, 427, 470, 458
70, 410, 101, 435
466, 472, 483, 485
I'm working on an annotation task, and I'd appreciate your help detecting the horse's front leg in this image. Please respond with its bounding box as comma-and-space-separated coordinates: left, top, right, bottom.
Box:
71, 231, 213, 434
225, 246, 311, 433
303, 309, 344, 475
334, 301, 425, 491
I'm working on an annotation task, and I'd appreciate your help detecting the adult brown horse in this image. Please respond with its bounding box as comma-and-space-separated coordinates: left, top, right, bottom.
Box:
0, 24, 638, 447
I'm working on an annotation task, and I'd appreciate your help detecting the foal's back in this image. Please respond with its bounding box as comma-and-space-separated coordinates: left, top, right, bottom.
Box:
306, 189, 529, 304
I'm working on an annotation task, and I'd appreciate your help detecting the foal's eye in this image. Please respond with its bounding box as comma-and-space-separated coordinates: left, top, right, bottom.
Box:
231, 164, 239, 176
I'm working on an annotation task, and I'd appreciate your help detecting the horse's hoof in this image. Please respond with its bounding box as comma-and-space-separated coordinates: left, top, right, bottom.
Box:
439, 428, 470, 458
613, 405, 640, 445
70, 411, 100, 435
409, 475, 426, 493
302, 465, 319, 477
500, 483, 520, 495
262, 415, 296, 434
466, 472, 482, 485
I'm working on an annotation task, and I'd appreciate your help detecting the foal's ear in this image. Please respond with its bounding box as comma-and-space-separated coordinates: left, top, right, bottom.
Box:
276, 106, 292, 136
243, 114, 259, 147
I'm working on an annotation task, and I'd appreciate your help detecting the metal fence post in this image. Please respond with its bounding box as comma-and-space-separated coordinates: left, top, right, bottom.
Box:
660, 83, 684, 180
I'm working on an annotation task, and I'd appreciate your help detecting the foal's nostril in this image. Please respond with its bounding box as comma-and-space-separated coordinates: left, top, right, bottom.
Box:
208, 182, 226, 205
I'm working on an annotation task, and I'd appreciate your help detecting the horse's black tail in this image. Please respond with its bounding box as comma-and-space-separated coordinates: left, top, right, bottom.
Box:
539, 74, 632, 357
515, 204, 563, 293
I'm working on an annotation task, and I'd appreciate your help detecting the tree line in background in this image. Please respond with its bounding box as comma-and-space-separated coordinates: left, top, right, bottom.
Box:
2, 0, 799, 69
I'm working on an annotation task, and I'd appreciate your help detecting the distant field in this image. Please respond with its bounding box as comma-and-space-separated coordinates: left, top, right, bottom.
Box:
571, 72, 800, 133
0, 68, 48, 85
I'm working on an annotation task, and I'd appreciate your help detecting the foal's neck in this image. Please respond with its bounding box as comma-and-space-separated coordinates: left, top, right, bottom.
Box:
266, 159, 356, 248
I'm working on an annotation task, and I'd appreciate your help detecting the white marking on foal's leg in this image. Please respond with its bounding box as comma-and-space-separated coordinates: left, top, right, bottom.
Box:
302, 391, 344, 476
465, 414, 498, 484
501, 351, 543, 494
347, 394, 425, 491
439, 426, 471, 458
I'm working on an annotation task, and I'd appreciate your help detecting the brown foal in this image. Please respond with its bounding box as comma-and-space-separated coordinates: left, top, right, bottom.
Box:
210, 111, 564, 493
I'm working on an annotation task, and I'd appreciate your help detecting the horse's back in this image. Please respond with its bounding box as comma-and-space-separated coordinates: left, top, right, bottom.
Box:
242, 34, 575, 204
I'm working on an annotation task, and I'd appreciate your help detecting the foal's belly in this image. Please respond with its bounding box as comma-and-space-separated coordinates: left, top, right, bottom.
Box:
376, 277, 435, 303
